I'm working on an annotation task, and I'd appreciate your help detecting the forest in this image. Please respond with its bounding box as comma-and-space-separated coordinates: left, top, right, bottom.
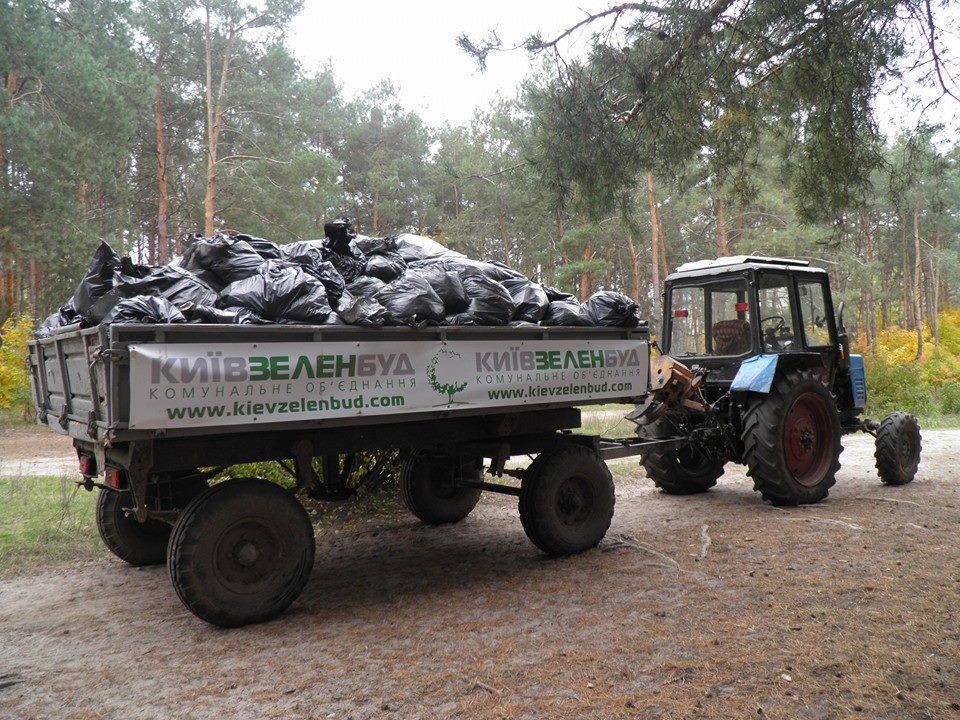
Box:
1, 0, 959, 416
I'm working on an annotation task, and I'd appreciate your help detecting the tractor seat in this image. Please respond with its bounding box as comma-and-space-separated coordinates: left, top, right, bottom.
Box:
712, 319, 751, 355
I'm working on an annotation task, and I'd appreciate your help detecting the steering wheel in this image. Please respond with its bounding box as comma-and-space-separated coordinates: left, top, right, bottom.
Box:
761, 315, 787, 333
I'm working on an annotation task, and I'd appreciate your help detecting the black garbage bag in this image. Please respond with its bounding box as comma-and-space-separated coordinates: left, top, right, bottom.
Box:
364, 251, 406, 282
181, 234, 263, 285
232, 233, 282, 260
501, 277, 550, 323
543, 285, 576, 302
354, 235, 398, 256
218, 260, 332, 324
119, 256, 156, 279
72, 241, 121, 316
580, 290, 640, 327
324, 218, 357, 255
543, 299, 593, 326
484, 260, 526, 283
279, 239, 330, 265
36, 305, 80, 338
375, 271, 445, 325
347, 276, 385, 297
114, 264, 218, 308
302, 260, 346, 307
102, 296, 186, 325
393, 233, 463, 263
456, 274, 515, 326
335, 291, 390, 326
185, 304, 266, 325
413, 265, 469, 313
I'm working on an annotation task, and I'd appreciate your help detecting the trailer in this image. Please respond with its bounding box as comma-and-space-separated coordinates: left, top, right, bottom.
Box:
28, 323, 652, 626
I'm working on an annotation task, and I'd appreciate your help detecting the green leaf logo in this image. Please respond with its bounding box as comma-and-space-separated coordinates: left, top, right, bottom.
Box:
427, 346, 468, 405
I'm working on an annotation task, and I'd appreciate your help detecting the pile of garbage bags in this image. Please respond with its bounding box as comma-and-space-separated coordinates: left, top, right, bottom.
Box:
38, 219, 641, 336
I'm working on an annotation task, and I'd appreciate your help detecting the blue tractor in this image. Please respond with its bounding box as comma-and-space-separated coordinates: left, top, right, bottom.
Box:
631, 256, 922, 505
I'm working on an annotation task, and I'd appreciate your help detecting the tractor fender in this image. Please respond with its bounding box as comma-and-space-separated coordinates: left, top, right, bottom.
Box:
731, 353, 825, 394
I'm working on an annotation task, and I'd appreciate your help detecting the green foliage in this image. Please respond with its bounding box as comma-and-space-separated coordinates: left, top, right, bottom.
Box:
0, 316, 34, 421
863, 310, 960, 416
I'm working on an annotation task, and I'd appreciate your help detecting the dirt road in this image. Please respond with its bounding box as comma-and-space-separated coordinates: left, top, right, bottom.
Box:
1, 432, 958, 720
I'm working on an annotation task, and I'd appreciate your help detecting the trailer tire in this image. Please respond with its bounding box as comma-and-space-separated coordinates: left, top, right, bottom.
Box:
519, 444, 614, 556
167, 478, 315, 628
96, 489, 170, 567
400, 455, 482, 524
875, 412, 921, 486
637, 419, 724, 494
741, 369, 842, 506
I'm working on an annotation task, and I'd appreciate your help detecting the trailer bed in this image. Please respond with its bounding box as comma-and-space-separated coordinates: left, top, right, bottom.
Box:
28, 323, 649, 444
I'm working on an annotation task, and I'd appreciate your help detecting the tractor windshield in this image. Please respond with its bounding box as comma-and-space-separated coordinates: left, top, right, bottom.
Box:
669, 279, 752, 357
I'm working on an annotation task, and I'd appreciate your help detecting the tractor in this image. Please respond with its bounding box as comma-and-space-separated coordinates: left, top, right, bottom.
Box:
631, 256, 922, 505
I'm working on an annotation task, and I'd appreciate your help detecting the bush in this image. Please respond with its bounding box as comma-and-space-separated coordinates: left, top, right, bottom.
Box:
0, 315, 34, 421
862, 309, 960, 417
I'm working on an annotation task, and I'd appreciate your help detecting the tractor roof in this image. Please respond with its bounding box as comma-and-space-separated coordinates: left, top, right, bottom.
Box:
667, 255, 828, 282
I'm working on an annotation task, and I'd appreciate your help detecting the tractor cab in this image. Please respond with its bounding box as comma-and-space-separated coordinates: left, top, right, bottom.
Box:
661, 256, 843, 391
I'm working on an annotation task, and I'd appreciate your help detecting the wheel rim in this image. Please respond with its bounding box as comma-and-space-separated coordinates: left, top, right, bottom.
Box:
555, 476, 594, 526
676, 446, 715, 476
898, 426, 918, 471
214, 520, 283, 593
783, 392, 833, 487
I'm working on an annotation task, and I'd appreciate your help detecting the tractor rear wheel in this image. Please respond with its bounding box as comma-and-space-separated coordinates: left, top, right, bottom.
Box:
875, 411, 921, 485
637, 419, 724, 495
741, 369, 842, 505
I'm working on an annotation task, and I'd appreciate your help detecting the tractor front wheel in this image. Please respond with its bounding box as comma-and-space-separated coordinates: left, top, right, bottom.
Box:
638, 419, 725, 495
875, 412, 922, 486
741, 369, 842, 505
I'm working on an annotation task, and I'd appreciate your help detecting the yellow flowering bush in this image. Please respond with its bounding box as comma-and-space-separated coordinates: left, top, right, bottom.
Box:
0, 315, 35, 421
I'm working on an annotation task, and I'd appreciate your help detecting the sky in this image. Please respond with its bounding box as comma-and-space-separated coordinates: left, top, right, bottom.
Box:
289, 0, 609, 127
288, 0, 960, 136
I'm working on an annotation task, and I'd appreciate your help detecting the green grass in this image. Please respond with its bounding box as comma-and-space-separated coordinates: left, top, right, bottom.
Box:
0, 476, 101, 575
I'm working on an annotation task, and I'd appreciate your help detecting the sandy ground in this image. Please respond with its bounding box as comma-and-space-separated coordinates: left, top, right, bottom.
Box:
0, 431, 958, 720
0, 426, 75, 478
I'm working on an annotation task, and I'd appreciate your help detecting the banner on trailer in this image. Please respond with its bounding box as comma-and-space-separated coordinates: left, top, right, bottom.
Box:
127, 338, 649, 429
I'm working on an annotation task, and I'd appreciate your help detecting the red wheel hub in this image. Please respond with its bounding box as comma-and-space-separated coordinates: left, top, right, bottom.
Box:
783, 392, 833, 486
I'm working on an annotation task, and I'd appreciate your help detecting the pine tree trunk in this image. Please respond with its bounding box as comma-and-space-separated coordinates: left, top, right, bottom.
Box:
624, 227, 641, 303
28, 258, 38, 317
930, 229, 940, 347
497, 206, 510, 265
372, 190, 381, 234
203, 7, 237, 237
713, 197, 728, 257
646, 171, 662, 338
901, 220, 911, 329
154, 73, 170, 263
579, 240, 594, 302
861, 210, 876, 344
913, 206, 923, 360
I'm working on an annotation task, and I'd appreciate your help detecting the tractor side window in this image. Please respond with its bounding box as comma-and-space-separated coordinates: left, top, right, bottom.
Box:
669, 286, 706, 356
758, 275, 796, 353
798, 281, 831, 347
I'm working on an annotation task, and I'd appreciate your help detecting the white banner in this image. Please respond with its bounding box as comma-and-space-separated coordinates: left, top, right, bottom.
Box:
127, 338, 648, 429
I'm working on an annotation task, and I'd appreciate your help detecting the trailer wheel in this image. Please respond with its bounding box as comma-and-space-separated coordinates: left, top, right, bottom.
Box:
875, 412, 922, 485
167, 478, 315, 628
519, 444, 615, 556
400, 455, 482, 524
741, 369, 842, 505
96, 489, 170, 567
637, 419, 725, 494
